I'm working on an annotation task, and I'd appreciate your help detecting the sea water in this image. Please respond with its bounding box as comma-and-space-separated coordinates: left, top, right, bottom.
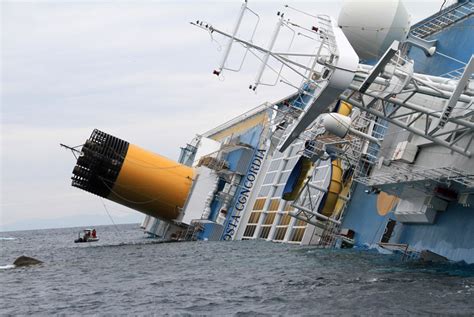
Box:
1, 223, 473, 315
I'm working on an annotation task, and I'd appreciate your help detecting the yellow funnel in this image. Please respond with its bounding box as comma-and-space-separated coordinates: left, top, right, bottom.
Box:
71, 129, 194, 221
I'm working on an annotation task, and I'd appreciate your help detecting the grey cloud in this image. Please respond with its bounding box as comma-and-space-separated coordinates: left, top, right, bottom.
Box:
1, 0, 443, 230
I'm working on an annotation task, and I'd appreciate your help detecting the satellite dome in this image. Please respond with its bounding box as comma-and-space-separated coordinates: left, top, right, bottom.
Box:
338, 0, 411, 62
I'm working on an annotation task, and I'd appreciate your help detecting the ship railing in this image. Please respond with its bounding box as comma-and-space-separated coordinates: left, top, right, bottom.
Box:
288, 179, 345, 248
378, 243, 421, 262
355, 165, 474, 189
289, 163, 342, 225
264, 106, 301, 150
197, 155, 229, 171
410, 1, 474, 39
441, 66, 474, 80
315, 15, 338, 55
203, 102, 274, 138
295, 110, 383, 179
297, 137, 379, 179
179, 222, 204, 241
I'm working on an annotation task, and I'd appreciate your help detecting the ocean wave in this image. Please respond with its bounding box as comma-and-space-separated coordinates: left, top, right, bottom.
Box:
0, 237, 17, 241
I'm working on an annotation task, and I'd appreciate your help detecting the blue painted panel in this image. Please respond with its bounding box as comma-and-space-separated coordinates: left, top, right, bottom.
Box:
208, 179, 226, 221
409, 18, 474, 76
341, 184, 394, 247
226, 149, 245, 172
198, 222, 223, 241
239, 125, 263, 148
225, 124, 263, 172
282, 156, 304, 198
397, 203, 474, 263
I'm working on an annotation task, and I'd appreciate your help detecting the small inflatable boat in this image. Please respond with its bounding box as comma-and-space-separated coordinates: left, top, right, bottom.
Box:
74, 229, 99, 243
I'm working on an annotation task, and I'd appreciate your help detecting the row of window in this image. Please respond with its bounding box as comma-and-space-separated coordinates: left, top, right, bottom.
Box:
242, 197, 307, 242
241, 141, 306, 242
242, 222, 306, 242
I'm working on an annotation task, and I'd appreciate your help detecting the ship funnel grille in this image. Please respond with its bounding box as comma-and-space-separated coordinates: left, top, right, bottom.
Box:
71, 129, 129, 197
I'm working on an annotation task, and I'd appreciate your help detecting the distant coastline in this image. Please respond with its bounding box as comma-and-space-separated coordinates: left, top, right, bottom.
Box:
0, 213, 142, 232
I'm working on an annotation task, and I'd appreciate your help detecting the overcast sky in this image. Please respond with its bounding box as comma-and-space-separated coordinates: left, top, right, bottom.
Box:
1, 0, 444, 231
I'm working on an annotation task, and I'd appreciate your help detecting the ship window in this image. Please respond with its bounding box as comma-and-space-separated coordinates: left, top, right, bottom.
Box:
268, 160, 281, 172
284, 201, 294, 212
286, 156, 299, 170
295, 219, 307, 227
280, 158, 290, 171
268, 199, 280, 211
263, 172, 276, 184
290, 227, 306, 242
264, 212, 276, 225
290, 144, 302, 156
279, 213, 292, 226
273, 185, 284, 197
274, 227, 287, 241
248, 211, 262, 224
253, 199, 266, 210
278, 171, 291, 184
259, 226, 271, 239
243, 225, 256, 238
273, 151, 283, 159
259, 185, 271, 197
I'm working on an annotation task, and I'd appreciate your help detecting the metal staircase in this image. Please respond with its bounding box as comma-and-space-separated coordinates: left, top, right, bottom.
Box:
318, 221, 341, 248
410, 1, 474, 39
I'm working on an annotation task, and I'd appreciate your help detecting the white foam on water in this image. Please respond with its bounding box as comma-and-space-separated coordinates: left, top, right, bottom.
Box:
0, 237, 17, 241
0, 264, 16, 270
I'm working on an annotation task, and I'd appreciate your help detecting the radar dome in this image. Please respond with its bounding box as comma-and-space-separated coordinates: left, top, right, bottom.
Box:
338, 0, 411, 62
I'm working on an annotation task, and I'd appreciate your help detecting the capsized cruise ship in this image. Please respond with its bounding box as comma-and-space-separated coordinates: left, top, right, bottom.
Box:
64, 0, 474, 263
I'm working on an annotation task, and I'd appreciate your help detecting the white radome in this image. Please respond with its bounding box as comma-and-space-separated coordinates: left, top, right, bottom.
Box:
338, 0, 411, 62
